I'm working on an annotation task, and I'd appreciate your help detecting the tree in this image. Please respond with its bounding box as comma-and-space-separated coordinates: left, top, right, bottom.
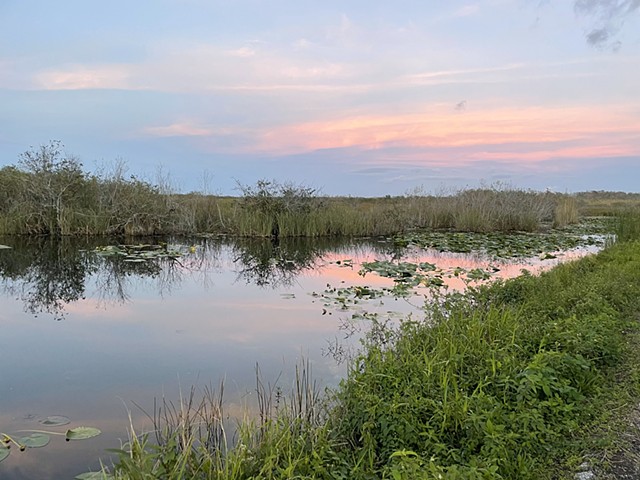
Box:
18, 141, 86, 234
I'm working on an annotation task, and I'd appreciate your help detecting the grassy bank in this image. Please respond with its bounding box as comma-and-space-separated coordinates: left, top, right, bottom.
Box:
0, 143, 580, 237
86, 211, 640, 479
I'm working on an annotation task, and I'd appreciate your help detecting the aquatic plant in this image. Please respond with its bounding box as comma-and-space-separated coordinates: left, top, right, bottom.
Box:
0, 416, 100, 464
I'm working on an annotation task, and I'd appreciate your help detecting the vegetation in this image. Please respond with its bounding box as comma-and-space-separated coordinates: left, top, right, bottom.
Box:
0, 142, 584, 237
78, 210, 640, 479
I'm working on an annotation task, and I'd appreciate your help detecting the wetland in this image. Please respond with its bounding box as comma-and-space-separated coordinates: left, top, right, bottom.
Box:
0, 222, 609, 479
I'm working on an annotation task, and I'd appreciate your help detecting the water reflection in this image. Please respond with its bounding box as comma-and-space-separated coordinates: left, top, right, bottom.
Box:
231, 237, 323, 287
0, 237, 100, 320
0, 235, 400, 319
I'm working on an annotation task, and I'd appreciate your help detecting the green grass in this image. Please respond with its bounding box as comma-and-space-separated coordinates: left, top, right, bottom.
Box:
84, 227, 640, 479
613, 208, 640, 243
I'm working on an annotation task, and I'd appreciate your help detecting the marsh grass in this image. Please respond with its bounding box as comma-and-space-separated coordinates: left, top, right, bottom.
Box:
103, 361, 332, 480
553, 195, 579, 228
0, 148, 578, 237
613, 208, 640, 243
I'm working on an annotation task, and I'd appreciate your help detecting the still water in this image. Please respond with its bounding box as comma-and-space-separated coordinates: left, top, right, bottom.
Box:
0, 235, 594, 479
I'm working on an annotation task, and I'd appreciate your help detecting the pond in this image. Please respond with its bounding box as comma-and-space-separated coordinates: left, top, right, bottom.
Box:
0, 231, 603, 479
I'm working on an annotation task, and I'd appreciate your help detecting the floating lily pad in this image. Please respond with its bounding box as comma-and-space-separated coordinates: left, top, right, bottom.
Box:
19, 433, 50, 448
280, 293, 296, 299
39, 415, 71, 426
94, 244, 183, 262
66, 427, 101, 440
0, 446, 9, 463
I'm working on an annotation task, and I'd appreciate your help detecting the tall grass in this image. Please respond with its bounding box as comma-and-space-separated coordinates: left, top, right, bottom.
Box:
106, 361, 331, 480
553, 195, 578, 228
0, 145, 579, 237
613, 208, 640, 242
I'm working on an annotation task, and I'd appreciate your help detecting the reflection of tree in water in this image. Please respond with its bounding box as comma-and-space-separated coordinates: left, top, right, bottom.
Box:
0, 234, 404, 319
231, 238, 327, 288
0, 237, 99, 320
0, 237, 191, 319
230, 237, 401, 288
94, 253, 164, 306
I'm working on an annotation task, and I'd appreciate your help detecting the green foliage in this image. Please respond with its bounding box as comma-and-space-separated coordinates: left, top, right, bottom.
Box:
1, 417, 101, 464
329, 241, 640, 478
0, 144, 186, 236
613, 208, 640, 243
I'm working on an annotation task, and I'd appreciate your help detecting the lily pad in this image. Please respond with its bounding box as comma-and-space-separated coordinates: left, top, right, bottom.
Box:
19, 433, 50, 448
66, 427, 101, 440
0, 446, 9, 463
39, 415, 71, 426
0, 244, 11, 250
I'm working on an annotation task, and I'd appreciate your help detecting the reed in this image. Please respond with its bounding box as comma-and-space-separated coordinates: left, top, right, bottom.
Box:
613, 208, 640, 243
103, 360, 330, 480
553, 195, 579, 228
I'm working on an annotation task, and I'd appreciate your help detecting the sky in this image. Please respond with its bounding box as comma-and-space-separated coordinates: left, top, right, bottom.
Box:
0, 0, 639, 196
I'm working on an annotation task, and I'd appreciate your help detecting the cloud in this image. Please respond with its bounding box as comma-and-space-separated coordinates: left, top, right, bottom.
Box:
246, 105, 640, 166
139, 105, 640, 169
574, 0, 640, 48
27, 41, 360, 94
34, 64, 133, 90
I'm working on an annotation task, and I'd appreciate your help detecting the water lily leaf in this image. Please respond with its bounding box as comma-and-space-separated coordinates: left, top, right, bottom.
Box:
0, 447, 9, 462
39, 415, 71, 426
66, 427, 101, 440
19, 433, 50, 448
75, 472, 114, 479
0, 244, 11, 250
280, 293, 296, 299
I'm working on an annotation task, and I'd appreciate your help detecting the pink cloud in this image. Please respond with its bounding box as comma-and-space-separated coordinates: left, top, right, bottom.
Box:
250, 105, 640, 165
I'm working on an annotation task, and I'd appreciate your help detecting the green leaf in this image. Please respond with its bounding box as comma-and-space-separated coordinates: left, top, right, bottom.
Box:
0, 446, 9, 463
66, 427, 101, 440
19, 433, 50, 448
75, 472, 114, 480
39, 415, 70, 426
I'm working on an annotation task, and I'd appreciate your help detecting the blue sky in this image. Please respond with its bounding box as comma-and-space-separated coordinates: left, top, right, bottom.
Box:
1, 0, 639, 195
